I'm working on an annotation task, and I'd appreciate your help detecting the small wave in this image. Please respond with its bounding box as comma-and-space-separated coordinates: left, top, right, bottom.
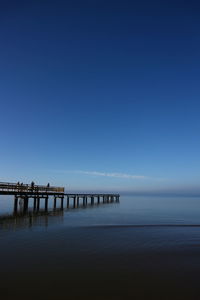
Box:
84, 224, 200, 229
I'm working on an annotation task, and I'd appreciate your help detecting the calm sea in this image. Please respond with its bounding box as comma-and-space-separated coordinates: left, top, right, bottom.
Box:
1, 195, 200, 299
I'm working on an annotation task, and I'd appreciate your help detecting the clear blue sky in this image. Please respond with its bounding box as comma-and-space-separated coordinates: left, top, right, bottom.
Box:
0, 0, 200, 194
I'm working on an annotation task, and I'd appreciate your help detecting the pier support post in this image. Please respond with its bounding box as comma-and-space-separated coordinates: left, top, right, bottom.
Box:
33, 197, 37, 210
54, 197, 57, 209
61, 197, 64, 210
73, 196, 76, 208
67, 196, 69, 208
77, 196, 79, 207
98, 196, 100, 204
37, 197, 40, 210
23, 196, 28, 213
14, 196, 18, 213
45, 197, 48, 211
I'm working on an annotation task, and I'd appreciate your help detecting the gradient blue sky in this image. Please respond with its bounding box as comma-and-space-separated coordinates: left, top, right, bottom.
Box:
0, 0, 200, 194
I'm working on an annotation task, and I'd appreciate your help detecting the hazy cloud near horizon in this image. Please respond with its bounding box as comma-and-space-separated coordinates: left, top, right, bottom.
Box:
75, 170, 146, 179
52, 169, 164, 181
47, 169, 200, 196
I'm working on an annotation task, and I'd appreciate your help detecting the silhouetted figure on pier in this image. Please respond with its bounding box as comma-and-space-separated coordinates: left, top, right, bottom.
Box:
17, 182, 20, 191
46, 183, 50, 192
31, 181, 35, 191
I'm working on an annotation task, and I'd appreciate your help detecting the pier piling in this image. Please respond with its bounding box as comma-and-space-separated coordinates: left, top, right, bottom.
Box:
0, 182, 120, 214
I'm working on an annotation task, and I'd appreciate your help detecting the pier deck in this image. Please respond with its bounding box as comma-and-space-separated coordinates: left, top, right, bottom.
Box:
0, 182, 120, 213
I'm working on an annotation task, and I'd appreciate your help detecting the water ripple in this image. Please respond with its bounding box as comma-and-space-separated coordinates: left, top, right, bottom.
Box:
84, 224, 200, 229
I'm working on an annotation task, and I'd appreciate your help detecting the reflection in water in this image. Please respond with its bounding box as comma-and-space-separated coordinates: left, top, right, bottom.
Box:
0, 209, 64, 230
0, 196, 119, 230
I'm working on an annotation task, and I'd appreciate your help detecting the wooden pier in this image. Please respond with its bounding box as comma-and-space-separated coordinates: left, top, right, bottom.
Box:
0, 182, 120, 213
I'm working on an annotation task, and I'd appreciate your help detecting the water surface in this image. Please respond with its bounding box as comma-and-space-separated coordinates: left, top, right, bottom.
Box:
1, 195, 200, 299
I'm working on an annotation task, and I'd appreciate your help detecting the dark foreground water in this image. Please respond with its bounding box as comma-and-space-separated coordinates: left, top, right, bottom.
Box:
1, 195, 200, 300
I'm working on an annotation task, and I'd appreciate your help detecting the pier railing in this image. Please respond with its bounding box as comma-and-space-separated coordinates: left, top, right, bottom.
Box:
0, 182, 64, 193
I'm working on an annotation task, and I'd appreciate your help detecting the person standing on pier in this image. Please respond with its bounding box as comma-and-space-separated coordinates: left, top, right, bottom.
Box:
31, 181, 35, 191
46, 183, 50, 192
